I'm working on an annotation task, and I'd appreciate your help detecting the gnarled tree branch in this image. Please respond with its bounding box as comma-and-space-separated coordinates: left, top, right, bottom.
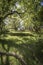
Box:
3, 10, 24, 19
0, 51, 27, 65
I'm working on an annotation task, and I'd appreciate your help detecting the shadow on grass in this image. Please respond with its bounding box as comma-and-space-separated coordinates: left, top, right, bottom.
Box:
0, 38, 43, 65
1, 32, 34, 36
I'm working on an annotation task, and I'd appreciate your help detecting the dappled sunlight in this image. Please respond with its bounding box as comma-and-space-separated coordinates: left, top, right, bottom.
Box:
0, 0, 43, 65
0, 34, 43, 65
0, 33, 39, 45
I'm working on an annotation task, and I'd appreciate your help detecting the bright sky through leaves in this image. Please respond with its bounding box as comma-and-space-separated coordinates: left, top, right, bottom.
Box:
40, 2, 43, 6
15, 2, 21, 9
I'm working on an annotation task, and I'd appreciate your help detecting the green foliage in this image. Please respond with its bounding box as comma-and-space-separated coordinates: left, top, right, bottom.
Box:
0, 0, 43, 65
38, 7, 43, 21
0, 0, 42, 32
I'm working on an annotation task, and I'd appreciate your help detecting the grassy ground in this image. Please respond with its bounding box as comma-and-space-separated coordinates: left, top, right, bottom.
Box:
0, 32, 43, 65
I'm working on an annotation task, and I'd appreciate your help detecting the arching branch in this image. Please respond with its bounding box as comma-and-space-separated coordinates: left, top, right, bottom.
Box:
0, 51, 26, 65
3, 10, 24, 19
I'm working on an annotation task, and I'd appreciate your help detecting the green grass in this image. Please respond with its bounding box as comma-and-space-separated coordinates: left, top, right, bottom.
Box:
0, 32, 43, 65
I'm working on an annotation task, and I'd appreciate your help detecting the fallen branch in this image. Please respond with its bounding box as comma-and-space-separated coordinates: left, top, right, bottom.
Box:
0, 51, 26, 65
